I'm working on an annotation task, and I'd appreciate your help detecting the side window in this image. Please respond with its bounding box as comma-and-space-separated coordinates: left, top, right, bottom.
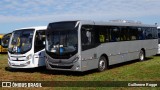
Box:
137, 27, 145, 40
34, 30, 46, 53
95, 26, 109, 43
145, 28, 153, 39
81, 25, 95, 51
99, 26, 106, 43
152, 28, 158, 39
120, 27, 131, 41
110, 27, 120, 42
129, 27, 139, 40
158, 29, 160, 38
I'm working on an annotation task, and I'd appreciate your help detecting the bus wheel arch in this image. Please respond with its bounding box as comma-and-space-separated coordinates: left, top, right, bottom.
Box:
139, 48, 145, 61
97, 54, 109, 72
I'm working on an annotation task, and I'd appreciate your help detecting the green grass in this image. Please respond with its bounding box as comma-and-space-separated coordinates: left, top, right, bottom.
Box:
0, 54, 160, 90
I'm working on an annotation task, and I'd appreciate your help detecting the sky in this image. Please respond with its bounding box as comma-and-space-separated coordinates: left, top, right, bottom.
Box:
0, 0, 160, 34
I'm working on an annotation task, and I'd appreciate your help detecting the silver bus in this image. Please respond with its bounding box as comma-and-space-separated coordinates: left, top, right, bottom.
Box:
158, 26, 160, 54
45, 20, 158, 72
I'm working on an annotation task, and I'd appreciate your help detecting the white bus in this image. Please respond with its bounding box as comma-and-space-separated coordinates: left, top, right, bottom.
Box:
158, 26, 160, 54
8, 26, 47, 68
45, 20, 158, 72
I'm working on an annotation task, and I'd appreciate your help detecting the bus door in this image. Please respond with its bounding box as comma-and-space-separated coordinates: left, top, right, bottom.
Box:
81, 25, 98, 70
34, 30, 46, 66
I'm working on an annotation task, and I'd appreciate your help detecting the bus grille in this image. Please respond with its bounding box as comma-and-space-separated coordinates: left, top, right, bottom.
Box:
12, 64, 27, 67
49, 64, 73, 69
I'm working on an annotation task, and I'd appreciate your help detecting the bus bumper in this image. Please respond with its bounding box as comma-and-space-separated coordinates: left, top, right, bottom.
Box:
8, 59, 36, 68
45, 55, 82, 71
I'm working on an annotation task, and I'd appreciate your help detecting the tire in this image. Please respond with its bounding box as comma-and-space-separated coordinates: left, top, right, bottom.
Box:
97, 56, 107, 72
139, 50, 145, 61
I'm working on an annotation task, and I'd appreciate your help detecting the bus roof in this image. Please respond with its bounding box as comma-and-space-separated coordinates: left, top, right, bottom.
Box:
81, 20, 157, 27
15, 26, 47, 31
50, 20, 156, 28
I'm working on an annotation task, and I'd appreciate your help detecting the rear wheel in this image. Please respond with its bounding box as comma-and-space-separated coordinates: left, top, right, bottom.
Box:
139, 50, 145, 61
97, 56, 107, 72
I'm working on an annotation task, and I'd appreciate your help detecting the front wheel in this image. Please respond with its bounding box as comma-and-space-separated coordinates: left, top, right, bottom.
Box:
97, 56, 107, 72
139, 50, 145, 61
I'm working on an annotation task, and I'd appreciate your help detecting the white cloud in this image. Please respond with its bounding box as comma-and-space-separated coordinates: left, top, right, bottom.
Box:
0, 0, 160, 23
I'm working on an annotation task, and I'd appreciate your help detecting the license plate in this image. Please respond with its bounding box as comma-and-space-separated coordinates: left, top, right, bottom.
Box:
11, 62, 20, 66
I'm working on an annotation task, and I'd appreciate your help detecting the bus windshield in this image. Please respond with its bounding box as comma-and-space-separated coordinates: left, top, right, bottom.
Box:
8, 29, 34, 54
46, 22, 78, 59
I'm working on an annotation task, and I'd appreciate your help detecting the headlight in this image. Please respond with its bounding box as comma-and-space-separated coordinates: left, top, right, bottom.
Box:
26, 54, 32, 60
72, 56, 79, 63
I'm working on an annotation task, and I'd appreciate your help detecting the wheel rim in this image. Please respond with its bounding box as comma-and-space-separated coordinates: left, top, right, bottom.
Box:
99, 60, 105, 71
140, 51, 144, 61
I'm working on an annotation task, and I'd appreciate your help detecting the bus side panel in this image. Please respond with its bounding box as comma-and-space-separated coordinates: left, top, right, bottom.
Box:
81, 60, 87, 71
158, 44, 160, 54
142, 39, 158, 57
96, 43, 125, 66
81, 48, 99, 71
34, 49, 46, 67
38, 50, 46, 66
117, 41, 139, 62
124, 41, 141, 62
85, 39, 158, 67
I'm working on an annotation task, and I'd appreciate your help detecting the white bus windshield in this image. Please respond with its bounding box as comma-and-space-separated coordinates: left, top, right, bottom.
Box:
46, 22, 78, 59
8, 29, 34, 54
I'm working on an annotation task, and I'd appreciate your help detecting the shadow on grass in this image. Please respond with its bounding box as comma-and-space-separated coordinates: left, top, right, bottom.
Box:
41, 69, 97, 76
155, 54, 160, 56
5, 66, 97, 76
5, 57, 153, 76
0, 52, 7, 54
5, 66, 47, 73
